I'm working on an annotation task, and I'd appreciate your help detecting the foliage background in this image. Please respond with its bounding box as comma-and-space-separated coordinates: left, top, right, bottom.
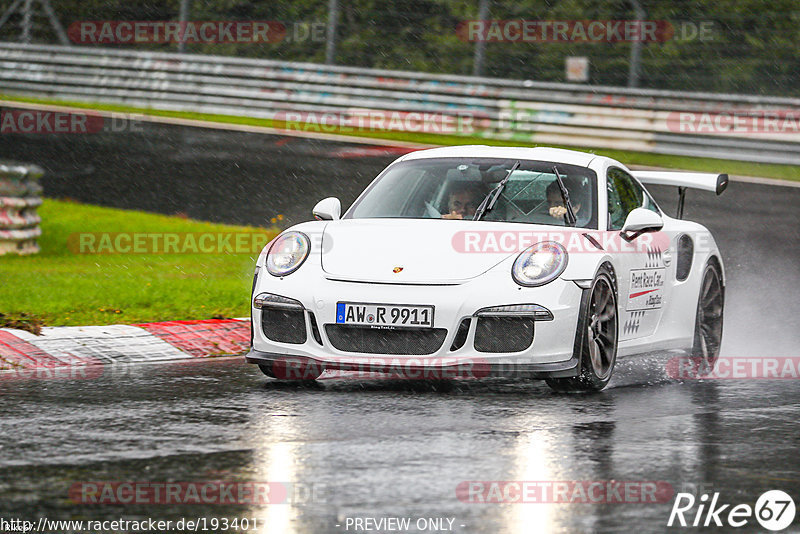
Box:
0, 0, 797, 95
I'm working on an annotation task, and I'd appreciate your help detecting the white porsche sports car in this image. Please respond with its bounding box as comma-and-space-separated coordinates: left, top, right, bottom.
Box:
246, 146, 727, 391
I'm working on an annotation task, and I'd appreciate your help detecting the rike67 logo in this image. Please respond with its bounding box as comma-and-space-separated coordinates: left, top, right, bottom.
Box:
668, 490, 795, 531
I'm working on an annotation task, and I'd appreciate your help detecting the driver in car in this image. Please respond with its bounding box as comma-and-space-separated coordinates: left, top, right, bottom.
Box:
546, 177, 589, 226
442, 182, 486, 219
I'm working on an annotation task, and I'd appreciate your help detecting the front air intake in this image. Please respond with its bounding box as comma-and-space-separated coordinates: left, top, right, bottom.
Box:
325, 325, 447, 355
261, 309, 307, 344
450, 319, 470, 351
474, 317, 534, 353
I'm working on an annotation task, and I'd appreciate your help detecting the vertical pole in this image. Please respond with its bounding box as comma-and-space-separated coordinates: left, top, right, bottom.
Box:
178, 0, 191, 54
325, 0, 339, 65
20, 0, 32, 43
0, 0, 24, 35
472, 0, 489, 77
677, 187, 686, 219
39, 0, 70, 46
628, 0, 644, 87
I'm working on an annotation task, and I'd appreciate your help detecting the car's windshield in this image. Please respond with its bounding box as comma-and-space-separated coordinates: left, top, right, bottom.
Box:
345, 157, 598, 228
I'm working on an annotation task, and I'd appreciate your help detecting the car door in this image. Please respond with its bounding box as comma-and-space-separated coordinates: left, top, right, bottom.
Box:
606, 167, 673, 341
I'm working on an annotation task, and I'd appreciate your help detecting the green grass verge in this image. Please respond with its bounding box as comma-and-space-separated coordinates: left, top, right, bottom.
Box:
0, 200, 278, 327
3, 93, 799, 182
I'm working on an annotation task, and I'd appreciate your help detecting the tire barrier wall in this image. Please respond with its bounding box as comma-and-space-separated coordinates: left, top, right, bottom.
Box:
0, 162, 43, 255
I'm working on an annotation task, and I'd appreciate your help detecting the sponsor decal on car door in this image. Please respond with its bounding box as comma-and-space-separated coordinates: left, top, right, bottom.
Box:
606, 167, 673, 341
620, 241, 677, 340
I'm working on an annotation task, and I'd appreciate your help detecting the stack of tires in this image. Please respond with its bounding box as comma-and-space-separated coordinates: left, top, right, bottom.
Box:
0, 163, 43, 255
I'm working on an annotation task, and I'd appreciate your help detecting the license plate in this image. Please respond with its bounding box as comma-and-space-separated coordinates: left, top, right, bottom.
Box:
336, 302, 434, 328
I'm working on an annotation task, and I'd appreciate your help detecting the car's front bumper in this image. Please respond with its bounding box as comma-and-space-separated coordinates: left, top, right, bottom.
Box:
249, 265, 584, 378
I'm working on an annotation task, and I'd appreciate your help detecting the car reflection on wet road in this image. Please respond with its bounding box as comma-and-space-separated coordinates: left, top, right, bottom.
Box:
2, 355, 800, 533
1, 121, 799, 532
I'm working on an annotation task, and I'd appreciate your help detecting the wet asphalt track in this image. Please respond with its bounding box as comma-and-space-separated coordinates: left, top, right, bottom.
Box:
2, 118, 800, 532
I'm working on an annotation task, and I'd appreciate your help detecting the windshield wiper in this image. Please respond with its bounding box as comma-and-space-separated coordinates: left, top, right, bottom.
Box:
552, 165, 577, 226
473, 160, 521, 221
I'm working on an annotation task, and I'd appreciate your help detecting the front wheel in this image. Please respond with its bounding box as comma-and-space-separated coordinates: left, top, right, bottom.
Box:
258, 360, 323, 380
546, 266, 618, 392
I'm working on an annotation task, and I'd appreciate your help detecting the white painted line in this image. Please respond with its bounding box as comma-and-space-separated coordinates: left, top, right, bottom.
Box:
8, 325, 188, 364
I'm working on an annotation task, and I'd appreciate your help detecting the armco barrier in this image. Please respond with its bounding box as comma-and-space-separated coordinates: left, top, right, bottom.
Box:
0, 42, 798, 164
0, 163, 43, 255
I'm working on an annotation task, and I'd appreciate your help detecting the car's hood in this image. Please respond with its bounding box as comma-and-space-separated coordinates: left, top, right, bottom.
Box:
320, 219, 557, 284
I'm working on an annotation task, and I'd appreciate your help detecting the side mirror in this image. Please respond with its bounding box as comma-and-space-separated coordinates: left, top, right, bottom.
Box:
312, 197, 341, 220
621, 208, 663, 236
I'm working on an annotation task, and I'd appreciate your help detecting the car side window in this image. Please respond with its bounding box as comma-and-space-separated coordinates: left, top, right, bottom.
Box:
641, 187, 661, 215
607, 167, 642, 230
607, 167, 647, 230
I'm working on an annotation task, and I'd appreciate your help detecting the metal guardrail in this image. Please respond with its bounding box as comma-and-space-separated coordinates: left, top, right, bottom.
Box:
1, 42, 799, 165
0, 162, 43, 255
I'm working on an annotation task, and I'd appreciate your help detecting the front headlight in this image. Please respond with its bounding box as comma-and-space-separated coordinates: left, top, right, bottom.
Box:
266, 231, 310, 276
512, 241, 568, 287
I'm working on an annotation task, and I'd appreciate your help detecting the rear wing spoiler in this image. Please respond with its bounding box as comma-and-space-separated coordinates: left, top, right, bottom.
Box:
631, 171, 729, 195
631, 171, 729, 219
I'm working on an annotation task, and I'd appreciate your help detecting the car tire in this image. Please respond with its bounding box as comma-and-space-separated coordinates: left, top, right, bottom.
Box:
691, 261, 724, 375
258, 363, 278, 378
546, 265, 618, 392
258, 360, 324, 381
